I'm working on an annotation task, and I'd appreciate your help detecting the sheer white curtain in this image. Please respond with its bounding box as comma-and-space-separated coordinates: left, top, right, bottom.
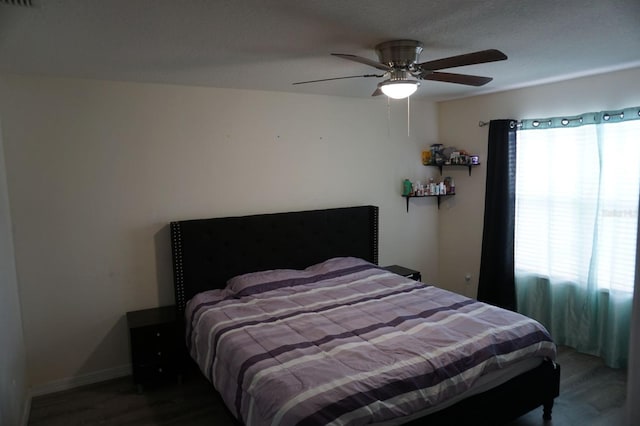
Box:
514, 109, 639, 368
627, 196, 640, 424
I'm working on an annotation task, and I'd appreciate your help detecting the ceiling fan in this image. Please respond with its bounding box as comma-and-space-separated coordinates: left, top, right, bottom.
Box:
293, 40, 507, 99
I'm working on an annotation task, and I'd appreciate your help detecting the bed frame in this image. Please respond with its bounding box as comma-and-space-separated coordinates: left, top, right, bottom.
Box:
170, 205, 560, 425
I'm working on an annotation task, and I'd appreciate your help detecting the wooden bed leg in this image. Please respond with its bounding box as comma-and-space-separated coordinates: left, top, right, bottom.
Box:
542, 400, 554, 421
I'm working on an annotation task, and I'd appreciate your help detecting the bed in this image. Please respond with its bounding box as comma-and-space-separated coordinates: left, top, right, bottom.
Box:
170, 205, 560, 425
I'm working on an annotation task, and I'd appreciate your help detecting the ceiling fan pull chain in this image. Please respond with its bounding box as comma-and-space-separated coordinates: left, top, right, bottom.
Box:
387, 97, 392, 137
407, 96, 411, 137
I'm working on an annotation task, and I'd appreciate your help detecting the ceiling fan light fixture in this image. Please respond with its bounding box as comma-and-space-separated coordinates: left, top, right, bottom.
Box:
380, 80, 420, 99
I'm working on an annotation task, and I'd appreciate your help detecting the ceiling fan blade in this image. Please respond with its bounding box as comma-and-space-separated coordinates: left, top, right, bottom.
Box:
371, 87, 383, 96
331, 53, 392, 71
417, 49, 507, 71
293, 74, 383, 85
419, 72, 493, 86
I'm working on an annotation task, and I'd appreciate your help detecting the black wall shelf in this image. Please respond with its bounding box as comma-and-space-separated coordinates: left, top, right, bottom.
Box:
402, 194, 454, 212
426, 163, 480, 176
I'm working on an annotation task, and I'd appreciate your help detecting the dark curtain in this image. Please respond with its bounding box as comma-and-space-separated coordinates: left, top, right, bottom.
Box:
477, 119, 517, 310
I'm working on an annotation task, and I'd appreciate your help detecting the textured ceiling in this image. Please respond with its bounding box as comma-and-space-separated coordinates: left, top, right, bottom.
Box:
1, 0, 639, 101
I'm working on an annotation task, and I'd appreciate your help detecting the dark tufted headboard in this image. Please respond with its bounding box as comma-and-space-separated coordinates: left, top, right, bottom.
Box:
170, 205, 379, 313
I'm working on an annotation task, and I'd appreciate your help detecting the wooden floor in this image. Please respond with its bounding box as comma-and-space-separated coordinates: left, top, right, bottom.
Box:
28, 346, 627, 426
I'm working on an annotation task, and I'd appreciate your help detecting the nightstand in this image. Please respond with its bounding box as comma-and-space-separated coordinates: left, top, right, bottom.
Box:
126, 305, 183, 391
382, 265, 422, 281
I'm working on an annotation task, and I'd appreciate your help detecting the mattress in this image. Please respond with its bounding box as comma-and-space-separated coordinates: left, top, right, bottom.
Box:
185, 257, 556, 426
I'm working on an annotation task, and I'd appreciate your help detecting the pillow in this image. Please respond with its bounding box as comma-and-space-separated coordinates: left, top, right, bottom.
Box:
226, 267, 309, 294
304, 256, 372, 273
226, 256, 372, 295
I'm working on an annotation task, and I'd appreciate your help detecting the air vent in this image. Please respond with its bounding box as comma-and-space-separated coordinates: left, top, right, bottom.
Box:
1, 0, 35, 7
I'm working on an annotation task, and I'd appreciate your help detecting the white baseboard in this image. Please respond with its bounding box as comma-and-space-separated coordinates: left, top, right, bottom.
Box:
30, 364, 132, 397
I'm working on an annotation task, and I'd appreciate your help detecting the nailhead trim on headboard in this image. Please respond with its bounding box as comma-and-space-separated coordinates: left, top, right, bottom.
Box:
372, 206, 379, 265
170, 221, 186, 312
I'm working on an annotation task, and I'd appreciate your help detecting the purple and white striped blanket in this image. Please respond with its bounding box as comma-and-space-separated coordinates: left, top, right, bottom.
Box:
185, 257, 556, 426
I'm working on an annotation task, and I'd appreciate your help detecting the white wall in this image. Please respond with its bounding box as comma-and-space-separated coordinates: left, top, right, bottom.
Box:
0, 118, 29, 425
0, 74, 440, 390
436, 66, 640, 296
11, 67, 636, 394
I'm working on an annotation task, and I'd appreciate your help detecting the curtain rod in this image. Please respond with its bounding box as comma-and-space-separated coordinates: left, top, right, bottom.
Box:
479, 120, 523, 128
480, 107, 640, 128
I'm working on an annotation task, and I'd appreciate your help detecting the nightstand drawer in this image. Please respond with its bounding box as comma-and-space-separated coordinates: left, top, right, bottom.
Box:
132, 345, 175, 363
130, 324, 176, 355
132, 363, 177, 384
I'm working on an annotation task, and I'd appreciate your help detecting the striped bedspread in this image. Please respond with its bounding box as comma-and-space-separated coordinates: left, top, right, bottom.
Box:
185, 257, 556, 426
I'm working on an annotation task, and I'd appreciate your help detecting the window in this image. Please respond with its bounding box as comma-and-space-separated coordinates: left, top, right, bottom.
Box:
515, 118, 640, 293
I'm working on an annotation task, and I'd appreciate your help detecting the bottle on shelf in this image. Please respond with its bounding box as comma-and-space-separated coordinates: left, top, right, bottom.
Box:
403, 179, 412, 196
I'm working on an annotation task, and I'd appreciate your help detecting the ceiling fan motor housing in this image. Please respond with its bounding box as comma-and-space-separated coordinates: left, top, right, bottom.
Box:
388, 70, 413, 82
375, 40, 423, 69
